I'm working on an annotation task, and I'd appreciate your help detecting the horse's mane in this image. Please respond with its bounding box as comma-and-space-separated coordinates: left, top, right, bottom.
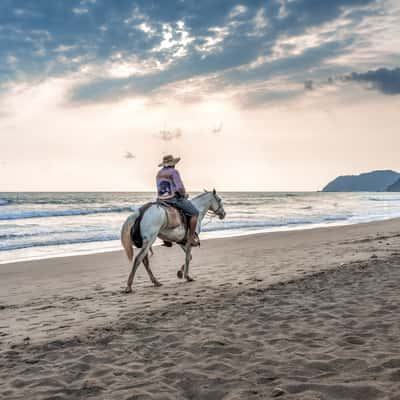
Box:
192, 191, 211, 201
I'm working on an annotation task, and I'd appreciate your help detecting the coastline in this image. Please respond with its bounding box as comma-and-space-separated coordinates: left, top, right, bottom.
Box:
2, 211, 400, 266
1, 217, 400, 399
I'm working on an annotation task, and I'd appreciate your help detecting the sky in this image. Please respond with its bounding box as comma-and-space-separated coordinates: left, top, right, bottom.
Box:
0, 0, 399, 191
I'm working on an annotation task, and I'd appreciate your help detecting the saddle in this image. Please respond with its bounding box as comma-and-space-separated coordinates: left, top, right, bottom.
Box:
130, 201, 187, 248
160, 201, 187, 230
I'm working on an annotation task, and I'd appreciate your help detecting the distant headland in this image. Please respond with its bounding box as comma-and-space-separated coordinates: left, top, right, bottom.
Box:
323, 170, 400, 192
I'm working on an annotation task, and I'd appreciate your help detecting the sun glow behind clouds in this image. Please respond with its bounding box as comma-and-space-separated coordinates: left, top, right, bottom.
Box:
1, 0, 400, 190
1, 69, 399, 192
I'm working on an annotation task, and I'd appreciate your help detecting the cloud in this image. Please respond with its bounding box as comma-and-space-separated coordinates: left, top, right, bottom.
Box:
7, 55, 17, 65
344, 67, 400, 95
0, 0, 394, 108
307, 67, 400, 96
72, 7, 89, 15
211, 121, 223, 133
72, 0, 96, 15
124, 151, 135, 159
241, 87, 302, 108
304, 80, 314, 90
154, 128, 182, 141
54, 45, 77, 53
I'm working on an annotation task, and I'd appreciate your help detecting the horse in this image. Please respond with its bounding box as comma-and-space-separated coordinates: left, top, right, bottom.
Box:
120, 189, 226, 293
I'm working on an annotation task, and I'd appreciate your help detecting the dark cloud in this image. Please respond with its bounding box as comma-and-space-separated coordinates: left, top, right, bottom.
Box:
304, 80, 314, 90
226, 39, 352, 88
344, 67, 400, 95
0, 0, 380, 104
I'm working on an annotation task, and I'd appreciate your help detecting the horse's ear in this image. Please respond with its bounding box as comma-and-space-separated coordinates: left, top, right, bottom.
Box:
213, 188, 216, 195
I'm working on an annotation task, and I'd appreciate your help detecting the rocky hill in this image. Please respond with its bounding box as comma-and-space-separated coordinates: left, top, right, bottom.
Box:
322, 170, 400, 192
387, 178, 400, 191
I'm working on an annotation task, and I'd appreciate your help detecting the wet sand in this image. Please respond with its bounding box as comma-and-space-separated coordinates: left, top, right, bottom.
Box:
1, 218, 400, 399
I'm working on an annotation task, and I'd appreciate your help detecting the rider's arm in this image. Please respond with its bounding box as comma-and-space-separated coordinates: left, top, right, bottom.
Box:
172, 169, 186, 197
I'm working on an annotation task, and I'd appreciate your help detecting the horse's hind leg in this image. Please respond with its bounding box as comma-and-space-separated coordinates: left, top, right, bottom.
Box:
125, 240, 154, 293
143, 254, 162, 287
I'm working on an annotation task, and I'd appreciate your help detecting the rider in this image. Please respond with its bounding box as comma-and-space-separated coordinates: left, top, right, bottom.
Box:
156, 154, 200, 247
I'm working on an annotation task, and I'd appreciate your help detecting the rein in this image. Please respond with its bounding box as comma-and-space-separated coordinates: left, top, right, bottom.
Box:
202, 212, 217, 226
200, 191, 224, 226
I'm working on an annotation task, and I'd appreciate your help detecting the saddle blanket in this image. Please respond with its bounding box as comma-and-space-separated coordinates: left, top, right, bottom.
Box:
130, 202, 186, 248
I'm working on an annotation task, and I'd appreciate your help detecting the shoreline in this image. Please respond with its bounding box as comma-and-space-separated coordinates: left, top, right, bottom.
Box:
2, 213, 400, 266
1, 217, 400, 398
1, 217, 399, 326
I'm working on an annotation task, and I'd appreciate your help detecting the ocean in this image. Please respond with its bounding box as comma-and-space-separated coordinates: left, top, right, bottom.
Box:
1, 191, 400, 264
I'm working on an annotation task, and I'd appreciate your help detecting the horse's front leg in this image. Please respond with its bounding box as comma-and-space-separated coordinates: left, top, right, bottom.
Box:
177, 245, 192, 279
183, 246, 194, 282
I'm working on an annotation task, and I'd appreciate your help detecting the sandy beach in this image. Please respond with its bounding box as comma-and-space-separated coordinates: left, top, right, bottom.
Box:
1, 218, 400, 399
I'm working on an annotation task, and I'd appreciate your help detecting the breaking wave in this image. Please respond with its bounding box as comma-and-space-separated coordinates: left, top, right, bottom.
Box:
0, 234, 118, 252
0, 206, 135, 221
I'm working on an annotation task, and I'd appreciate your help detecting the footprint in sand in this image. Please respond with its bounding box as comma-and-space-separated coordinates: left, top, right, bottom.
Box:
342, 335, 366, 345
381, 358, 400, 369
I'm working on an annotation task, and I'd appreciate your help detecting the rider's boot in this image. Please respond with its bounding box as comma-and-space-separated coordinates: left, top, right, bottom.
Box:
188, 216, 200, 247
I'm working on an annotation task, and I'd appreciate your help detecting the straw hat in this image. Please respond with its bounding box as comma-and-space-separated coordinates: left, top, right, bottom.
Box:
158, 154, 181, 167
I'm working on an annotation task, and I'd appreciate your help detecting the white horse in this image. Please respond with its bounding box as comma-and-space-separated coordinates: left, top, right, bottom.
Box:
121, 189, 226, 293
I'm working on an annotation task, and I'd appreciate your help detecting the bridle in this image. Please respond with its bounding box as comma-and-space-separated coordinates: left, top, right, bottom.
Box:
210, 192, 225, 217
201, 191, 225, 226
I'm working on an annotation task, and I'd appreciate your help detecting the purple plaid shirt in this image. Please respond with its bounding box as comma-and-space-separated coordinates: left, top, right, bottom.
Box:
156, 167, 185, 199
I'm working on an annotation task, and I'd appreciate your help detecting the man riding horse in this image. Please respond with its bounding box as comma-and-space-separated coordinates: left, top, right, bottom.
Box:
156, 154, 200, 247
121, 160, 225, 292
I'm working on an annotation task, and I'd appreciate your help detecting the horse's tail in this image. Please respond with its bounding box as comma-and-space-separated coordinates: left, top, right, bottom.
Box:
121, 211, 139, 262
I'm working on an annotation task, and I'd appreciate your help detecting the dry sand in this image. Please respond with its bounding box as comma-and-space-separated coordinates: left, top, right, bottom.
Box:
1, 218, 400, 399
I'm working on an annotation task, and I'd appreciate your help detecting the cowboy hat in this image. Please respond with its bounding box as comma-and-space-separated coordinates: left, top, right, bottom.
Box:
158, 154, 181, 167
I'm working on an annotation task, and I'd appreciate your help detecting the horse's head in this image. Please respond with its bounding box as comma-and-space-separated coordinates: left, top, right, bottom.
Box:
208, 189, 226, 220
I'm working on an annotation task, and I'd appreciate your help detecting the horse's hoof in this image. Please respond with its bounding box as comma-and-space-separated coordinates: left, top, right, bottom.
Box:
124, 286, 132, 294
177, 270, 183, 279
185, 276, 195, 282
154, 281, 163, 287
